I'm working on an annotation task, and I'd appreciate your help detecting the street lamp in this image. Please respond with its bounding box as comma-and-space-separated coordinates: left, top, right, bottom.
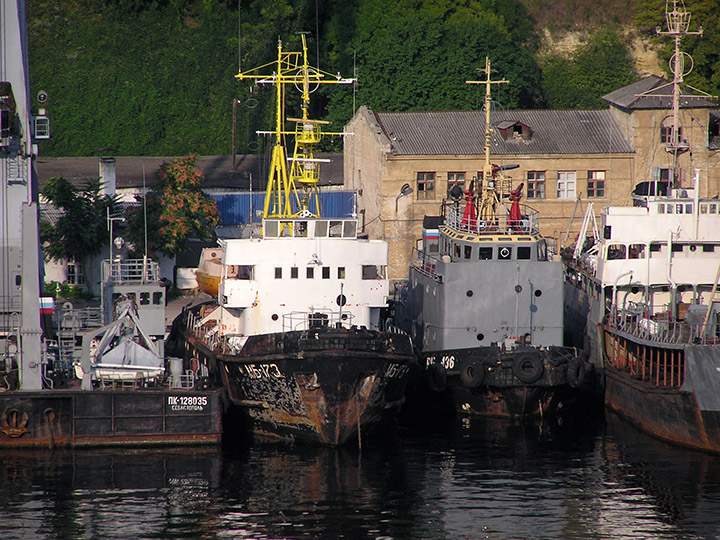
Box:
395, 183, 414, 212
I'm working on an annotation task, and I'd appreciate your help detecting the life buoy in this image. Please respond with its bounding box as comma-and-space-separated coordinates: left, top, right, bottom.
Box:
567, 358, 586, 388
426, 363, 447, 393
460, 359, 485, 388
512, 354, 544, 384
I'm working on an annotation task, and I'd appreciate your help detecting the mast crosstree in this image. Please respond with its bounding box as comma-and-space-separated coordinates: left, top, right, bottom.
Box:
235, 34, 354, 219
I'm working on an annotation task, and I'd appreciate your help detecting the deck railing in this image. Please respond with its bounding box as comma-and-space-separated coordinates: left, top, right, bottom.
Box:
609, 305, 718, 345
442, 202, 541, 236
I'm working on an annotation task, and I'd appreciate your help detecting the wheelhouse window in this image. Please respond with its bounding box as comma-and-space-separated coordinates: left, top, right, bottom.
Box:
478, 247, 492, 260
587, 170, 605, 198
306, 267, 314, 279
275, 267, 282, 279
527, 171, 545, 199
417, 172, 435, 200
557, 171, 576, 200
291, 267, 298, 279
517, 246, 531, 260
322, 266, 330, 279
447, 172, 465, 197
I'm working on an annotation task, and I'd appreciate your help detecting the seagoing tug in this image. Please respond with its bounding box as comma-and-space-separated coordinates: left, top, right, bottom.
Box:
172, 34, 415, 446
402, 58, 591, 420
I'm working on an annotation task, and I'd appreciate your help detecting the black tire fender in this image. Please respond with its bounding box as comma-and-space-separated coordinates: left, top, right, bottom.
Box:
567, 358, 586, 388
460, 360, 485, 388
425, 362, 447, 393
512, 354, 544, 384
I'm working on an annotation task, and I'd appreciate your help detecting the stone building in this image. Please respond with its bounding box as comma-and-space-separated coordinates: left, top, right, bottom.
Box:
344, 75, 720, 282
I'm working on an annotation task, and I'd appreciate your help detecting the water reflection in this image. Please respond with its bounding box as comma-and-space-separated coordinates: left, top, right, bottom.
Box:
1, 410, 720, 539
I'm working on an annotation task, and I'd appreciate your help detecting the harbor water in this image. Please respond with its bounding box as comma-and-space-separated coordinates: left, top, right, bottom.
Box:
2, 409, 720, 540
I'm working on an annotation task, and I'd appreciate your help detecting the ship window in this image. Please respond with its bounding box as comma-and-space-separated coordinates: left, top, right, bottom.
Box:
667, 204, 674, 214
291, 267, 298, 279
676, 204, 684, 214
517, 246, 531, 260
671, 244, 683, 253
329, 221, 343, 237
454, 243, 461, 258
322, 266, 330, 279
700, 204, 708, 214
275, 267, 283, 279
153, 292, 163, 305
498, 246, 512, 260
649, 243, 662, 254
362, 265, 384, 279
658, 204, 665, 214
343, 221, 357, 238
607, 244, 626, 260
537, 241, 547, 261
478, 247, 492, 260
264, 220, 279, 237
685, 204, 693, 214
140, 292, 150, 305
629, 244, 645, 259
464, 245, 472, 259
307, 267, 314, 279
710, 204, 718, 214
237, 265, 253, 280
703, 245, 715, 252
315, 220, 328, 237
338, 267, 345, 279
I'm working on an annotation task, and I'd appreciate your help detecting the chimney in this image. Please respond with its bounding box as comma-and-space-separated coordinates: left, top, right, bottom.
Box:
99, 156, 116, 197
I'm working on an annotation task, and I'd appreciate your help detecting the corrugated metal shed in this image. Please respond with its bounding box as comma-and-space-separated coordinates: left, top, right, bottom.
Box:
210, 191, 356, 225
374, 108, 634, 156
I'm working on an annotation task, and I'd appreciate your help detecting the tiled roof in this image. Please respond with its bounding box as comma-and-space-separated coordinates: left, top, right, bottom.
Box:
373, 108, 633, 156
602, 75, 717, 110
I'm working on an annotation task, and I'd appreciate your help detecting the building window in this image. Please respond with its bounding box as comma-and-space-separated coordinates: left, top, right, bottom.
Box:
557, 171, 576, 199
447, 172, 465, 197
66, 259, 85, 285
417, 172, 435, 200
587, 170, 605, 198
661, 120, 683, 144
527, 171, 545, 199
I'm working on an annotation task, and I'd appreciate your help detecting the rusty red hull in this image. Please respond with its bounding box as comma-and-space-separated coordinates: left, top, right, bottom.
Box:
604, 360, 720, 454
0, 389, 224, 448
183, 327, 415, 446
406, 346, 592, 419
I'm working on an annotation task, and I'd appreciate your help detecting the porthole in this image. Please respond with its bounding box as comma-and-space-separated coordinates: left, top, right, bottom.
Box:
534, 290, 542, 297
476, 333, 484, 341
466, 290, 473, 297
271, 314, 279, 321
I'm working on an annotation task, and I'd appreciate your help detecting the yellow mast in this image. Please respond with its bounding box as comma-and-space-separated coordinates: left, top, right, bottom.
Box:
235, 34, 354, 219
466, 57, 508, 222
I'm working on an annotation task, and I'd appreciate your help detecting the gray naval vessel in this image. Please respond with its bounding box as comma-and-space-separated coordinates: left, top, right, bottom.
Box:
402, 58, 591, 419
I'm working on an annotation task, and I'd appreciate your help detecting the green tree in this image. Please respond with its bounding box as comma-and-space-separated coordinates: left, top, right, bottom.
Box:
39, 177, 117, 293
125, 154, 220, 257
541, 27, 636, 109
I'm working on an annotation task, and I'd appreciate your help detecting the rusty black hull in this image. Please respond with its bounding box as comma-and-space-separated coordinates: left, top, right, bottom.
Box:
184, 327, 415, 446
604, 355, 720, 454
407, 345, 592, 419
0, 388, 224, 448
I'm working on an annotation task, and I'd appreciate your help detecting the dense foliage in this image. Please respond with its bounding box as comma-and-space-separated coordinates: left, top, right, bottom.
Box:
124, 154, 220, 257
26, 0, 719, 157
39, 177, 118, 292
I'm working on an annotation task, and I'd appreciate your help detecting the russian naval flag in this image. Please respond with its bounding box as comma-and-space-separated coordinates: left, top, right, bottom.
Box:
40, 297, 54, 315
